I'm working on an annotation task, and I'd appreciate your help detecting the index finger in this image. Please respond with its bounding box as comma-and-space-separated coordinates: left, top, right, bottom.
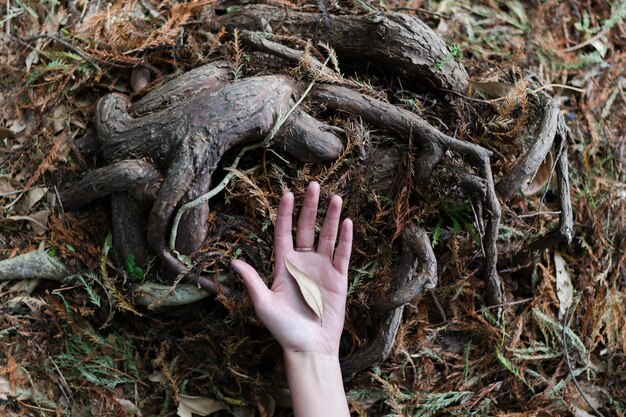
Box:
274, 191, 294, 275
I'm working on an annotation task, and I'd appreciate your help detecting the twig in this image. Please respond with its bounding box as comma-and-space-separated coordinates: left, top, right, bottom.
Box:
20, 34, 101, 71
517, 210, 561, 218
445, 84, 585, 104
560, 27, 610, 52
168, 57, 331, 251
562, 306, 606, 417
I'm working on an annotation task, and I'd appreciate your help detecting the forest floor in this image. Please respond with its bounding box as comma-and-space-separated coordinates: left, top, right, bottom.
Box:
0, 0, 624, 416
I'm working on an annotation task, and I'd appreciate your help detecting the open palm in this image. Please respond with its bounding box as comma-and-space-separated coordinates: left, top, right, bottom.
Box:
232, 182, 353, 356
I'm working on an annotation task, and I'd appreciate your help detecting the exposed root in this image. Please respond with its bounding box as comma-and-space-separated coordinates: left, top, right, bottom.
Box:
341, 224, 435, 380
0, 250, 68, 281
219, 4, 469, 92
310, 84, 504, 305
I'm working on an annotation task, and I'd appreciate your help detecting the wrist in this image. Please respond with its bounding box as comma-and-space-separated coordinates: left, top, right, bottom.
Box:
283, 350, 341, 368
283, 349, 349, 417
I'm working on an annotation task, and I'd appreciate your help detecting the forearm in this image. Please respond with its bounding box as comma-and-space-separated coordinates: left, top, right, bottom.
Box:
284, 351, 350, 417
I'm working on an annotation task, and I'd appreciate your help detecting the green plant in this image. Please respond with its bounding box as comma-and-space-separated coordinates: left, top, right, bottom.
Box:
124, 255, 145, 280
431, 202, 479, 246
434, 45, 462, 70
52, 328, 139, 390
413, 391, 473, 417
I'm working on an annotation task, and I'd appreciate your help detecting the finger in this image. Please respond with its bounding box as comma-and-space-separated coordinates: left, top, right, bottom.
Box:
333, 218, 353, 276
295, 182, 320, 250
317, 194, 342, 257
274, 191, 294, 275
232, 259, 271, 309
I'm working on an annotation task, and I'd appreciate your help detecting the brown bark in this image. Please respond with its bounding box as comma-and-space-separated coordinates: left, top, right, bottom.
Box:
341, 224, 435, 380
59, 160, 162, 209
496, 95, 560, 198
0, 251, 67, 281
219, 5, 469, 93
311, 83, 504, 306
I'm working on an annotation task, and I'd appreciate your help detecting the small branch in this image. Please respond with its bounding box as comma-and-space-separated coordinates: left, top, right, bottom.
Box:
444, 84, 585, 104
133, 281, 212, 310
555, 123, 574, 243
560, 26, 610, 53
517, 210, 561, 218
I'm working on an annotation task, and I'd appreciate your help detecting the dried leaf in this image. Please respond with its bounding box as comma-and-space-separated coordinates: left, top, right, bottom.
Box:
51, 104, 68, 133
115, 398, 141, 416
16, 186, 47, 212
177, 394, 225, 417
469, 80, 513, 99
0, 175, 19, 194
29, 210, 50, 235
131, 66, 151, 94
554, 252, 573, 319
521, 152, 553, 196
5, 210, 49, 235
284, 257, 324, 323
0, 375, 32, 401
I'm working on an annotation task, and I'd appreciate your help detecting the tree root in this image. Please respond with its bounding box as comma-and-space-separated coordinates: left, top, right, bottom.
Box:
341, 224, 436, 380
310, 84, 504, 306
0, 250, 68, 281
133, 281, 212, 310
499, 93, 574, 267
219, 4, 469, 92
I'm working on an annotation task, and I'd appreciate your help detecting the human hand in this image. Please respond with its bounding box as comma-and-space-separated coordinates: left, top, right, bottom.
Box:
232, 182, 353, 356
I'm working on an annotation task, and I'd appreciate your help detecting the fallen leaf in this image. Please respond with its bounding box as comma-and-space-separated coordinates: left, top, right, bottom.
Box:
116, 398, 142, 416
29, 210, 50, 235
177, 395, 225, 417
469, 80, 513, 99
6, 211, 49, 235
0, 175, 19, 194
554, 252, 573, 319
132, 66, 151, 94
25, 39, 43, 71
16, 186, 47, 212
571, 406, 594, 417
147, 371, 163, 383
51, 104, 68, 133
0, 375, 32, 401
521, 152, 553, 196
284, 257, 324, 323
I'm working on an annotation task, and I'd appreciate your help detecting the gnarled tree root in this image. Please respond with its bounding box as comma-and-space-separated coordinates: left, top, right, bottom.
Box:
310, 84, 504, 306
341, 224, 436, 380
133, 282, 213, 310
497, 93, 574, 265
0, 251, 68, 281
219, 4, 469, 92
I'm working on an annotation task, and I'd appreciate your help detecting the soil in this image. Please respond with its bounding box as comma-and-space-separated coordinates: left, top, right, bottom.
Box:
0, 1, 624, 416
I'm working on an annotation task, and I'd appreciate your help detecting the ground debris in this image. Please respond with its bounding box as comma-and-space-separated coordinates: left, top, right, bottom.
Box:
0, 0, 624, 416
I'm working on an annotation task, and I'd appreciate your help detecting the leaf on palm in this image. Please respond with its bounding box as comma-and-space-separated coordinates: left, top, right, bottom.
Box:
284, 257, 324, 324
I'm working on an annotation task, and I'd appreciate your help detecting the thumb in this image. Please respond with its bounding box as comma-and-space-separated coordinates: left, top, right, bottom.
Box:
232, 259, 271, 309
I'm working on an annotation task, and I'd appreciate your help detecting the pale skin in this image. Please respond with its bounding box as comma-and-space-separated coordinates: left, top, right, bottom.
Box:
232, 181, 352, 417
